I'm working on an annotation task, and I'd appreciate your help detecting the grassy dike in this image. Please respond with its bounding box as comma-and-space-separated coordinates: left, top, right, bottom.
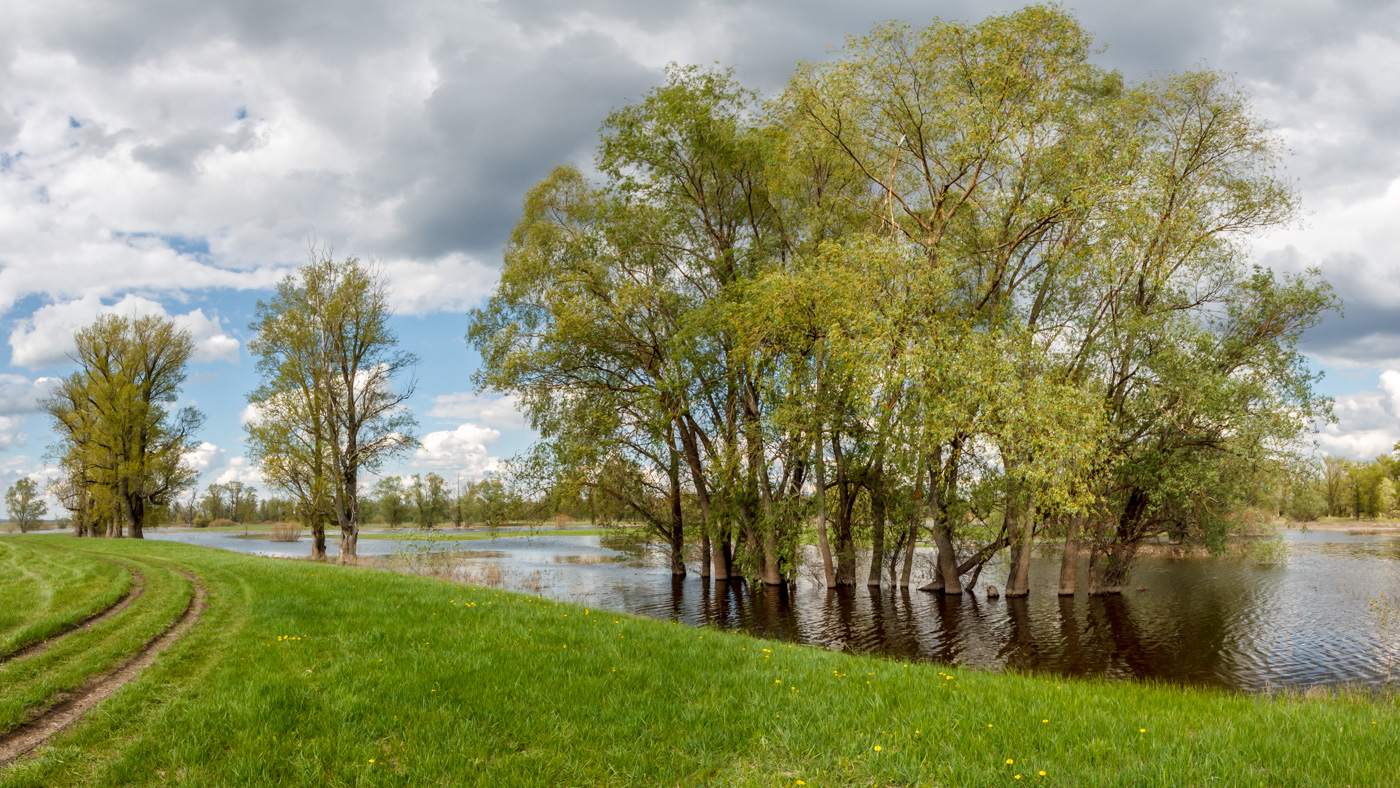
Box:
1, 535, 1394, 786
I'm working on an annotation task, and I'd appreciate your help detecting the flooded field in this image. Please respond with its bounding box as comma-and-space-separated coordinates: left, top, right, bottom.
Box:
146, 527, 1400, 692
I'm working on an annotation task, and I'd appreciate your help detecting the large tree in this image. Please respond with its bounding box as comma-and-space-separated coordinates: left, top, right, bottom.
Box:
41, 314, 203, 539
248, 252, 418, 562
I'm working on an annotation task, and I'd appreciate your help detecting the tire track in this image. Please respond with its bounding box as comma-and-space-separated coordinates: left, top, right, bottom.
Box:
0, 563, 145, 666
0, 567, 206, 768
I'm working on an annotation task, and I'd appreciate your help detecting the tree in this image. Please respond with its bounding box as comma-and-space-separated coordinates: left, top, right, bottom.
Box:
373, 477, 409, 527
247, 251, 417, 562
6, 477, 47, 533
41, 314, 203, 539
410, 473, 449, 528
1322, 456, 1353, 517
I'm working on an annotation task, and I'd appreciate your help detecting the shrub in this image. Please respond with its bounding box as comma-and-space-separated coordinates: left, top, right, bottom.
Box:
268, 522, 303, 542
551, 513, 572, 530
209, 518, 238, 529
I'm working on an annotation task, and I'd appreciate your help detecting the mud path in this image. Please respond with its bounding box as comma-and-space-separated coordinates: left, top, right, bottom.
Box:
0, 563, 146, 666
0, 567, 206, 767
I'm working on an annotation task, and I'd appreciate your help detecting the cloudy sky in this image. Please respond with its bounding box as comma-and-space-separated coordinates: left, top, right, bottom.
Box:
2, 0, 1398, 508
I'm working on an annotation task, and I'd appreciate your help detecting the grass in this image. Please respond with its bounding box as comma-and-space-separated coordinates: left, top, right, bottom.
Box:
0, 541, 131, 658
1, 535, 1396, 786
0, 554, 191, 732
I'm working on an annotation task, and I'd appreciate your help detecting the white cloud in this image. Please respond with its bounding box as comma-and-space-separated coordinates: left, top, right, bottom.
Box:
0, 416, 27, 449
214, 456, 264, 486
0, 374, 60, 415
425, 391, 526, 430
181, 441, 226, 472
8, 293, 240, 368
1316, 370, 1400, 459
383, 253, 499, 315
413, 422, 501, 475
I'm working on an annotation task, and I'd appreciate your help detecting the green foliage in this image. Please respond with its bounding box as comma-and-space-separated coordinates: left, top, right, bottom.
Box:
40, 314, 204, 537
246, 251, 419, 557
4, 478, 46, 533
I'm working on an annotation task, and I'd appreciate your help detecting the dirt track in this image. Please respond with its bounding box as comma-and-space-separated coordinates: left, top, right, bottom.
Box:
0, 566, 206, 767
0, 562, 145, 667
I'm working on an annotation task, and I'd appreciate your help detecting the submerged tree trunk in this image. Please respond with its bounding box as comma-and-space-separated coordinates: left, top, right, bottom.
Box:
867, 463, 886, 588
1004, 482, 1034, 598
762, 532, 781, 585
814, 426, 835, 589
667, 445, 686, 578
701, 529, 711, 579
899, 519, 917, 588
1058, 516, 1082, 596
712, 524, 730, 581
929, 446, 962, 594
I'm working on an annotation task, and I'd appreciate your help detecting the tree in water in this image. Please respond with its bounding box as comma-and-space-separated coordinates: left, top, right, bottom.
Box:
247, 251, 418, 562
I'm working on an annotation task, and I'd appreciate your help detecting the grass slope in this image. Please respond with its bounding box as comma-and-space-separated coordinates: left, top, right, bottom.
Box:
0, 541, 130, 658
0, 535, 1394, 787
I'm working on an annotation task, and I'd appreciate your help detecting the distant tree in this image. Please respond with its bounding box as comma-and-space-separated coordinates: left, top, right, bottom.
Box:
5, 477, 47, 533
410, 473, 449, 528
373, 477, 409, 527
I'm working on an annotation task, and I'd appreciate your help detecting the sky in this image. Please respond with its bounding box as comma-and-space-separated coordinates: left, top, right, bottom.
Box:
2, 0, 1399, 512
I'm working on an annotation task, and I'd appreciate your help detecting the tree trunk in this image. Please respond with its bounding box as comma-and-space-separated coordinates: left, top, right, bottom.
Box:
310, 521, 327, 561
899, 521, 917, 588
1004, 479, 1033, 598
762, 532, 782, 586
336, 467, 359, 564
813, 429, 835, 589
1058, 516, 1081, 596
712, 528, 730, 581
929, 444, 962, 594
1088, 542, 1136, 595
867, 464, 886, 588
667, 443, 686, 577
701, 529, 711, 579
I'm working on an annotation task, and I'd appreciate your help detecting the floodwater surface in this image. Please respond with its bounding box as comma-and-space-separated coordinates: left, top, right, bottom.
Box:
145, 527, 1400, 692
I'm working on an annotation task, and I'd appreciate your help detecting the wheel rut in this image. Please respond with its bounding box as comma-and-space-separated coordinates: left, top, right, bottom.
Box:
0, 562, 146, 667
0, 566, 206, 768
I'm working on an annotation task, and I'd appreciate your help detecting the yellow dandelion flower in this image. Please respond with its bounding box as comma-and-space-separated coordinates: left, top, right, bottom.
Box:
1039, 771, 1047, 777
873, 746, 882, 752
1006, 759, 1014, 765
1139, 728, 1145, 733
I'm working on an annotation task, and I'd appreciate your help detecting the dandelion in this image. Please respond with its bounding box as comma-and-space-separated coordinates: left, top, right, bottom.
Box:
368, 759, 375, 764
1006, 759, 1014, 765
1039, 771, 1047, 777
1139, 728, 1145, 733
873, 746, 882, 752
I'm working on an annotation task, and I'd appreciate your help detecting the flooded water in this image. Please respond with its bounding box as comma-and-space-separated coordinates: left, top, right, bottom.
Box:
146, 527, 1400, 692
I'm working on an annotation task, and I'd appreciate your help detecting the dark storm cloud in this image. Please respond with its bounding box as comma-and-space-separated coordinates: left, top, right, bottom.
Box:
1287, 251, 1400, 368
383, 30, 655, 260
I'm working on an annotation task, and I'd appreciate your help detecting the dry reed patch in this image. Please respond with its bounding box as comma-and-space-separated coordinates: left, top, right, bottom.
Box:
268, 522, 303, 542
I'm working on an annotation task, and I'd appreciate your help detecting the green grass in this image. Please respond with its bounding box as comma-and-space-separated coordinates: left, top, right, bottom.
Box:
0, 540, 131, 658
1, 535, 1395, 786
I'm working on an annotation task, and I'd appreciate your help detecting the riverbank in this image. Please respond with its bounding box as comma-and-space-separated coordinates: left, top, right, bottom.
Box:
2, 535, 1395, 786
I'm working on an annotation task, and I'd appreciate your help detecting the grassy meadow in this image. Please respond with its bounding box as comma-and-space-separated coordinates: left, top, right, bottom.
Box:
1, 534, 1396, 786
